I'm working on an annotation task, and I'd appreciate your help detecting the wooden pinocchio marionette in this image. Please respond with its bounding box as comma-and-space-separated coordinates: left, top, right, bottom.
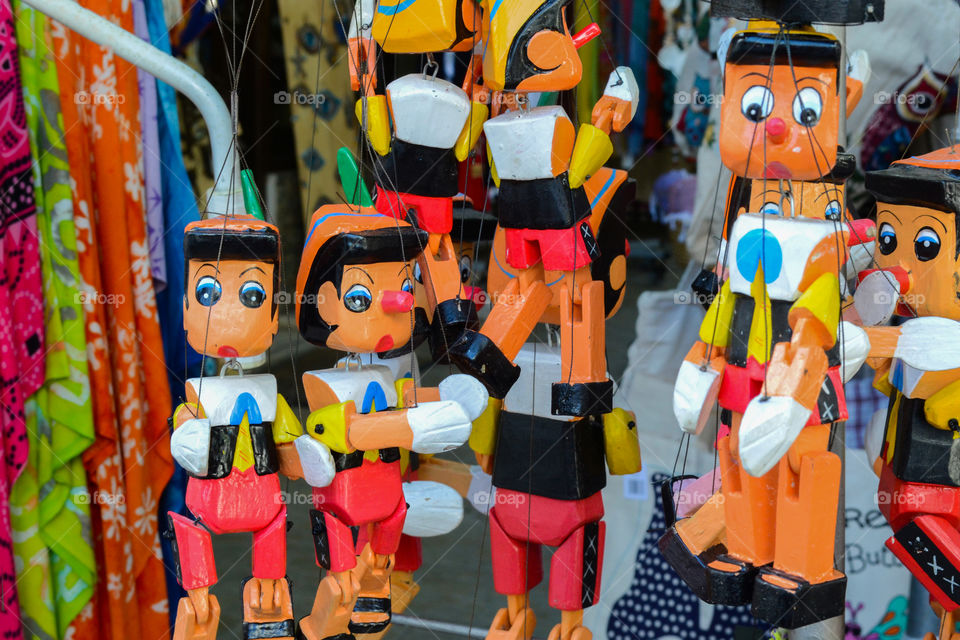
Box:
346, 0, 487, 360
853, 146, 960, 640
168, 193, 337, 640
660, 5, 879, 627
472, 164, 641, 640
660, 155, 875, 627
444, 0, 639, 420
293, 207, 487, 640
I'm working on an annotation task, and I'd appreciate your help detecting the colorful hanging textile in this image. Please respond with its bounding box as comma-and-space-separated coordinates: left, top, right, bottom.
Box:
50, 1, 174, 637
0, 0, 43, 634
133, 0, 167, 289
10, 4, 98, 638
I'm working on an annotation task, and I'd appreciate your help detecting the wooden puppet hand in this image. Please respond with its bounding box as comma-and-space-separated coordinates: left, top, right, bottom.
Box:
401, 480, 464, 537
895, 317, 960, 373
592, 66, 639, 133
865, 408, 887, 477
404, 374, 488, 453
170, 418, 211, 476
438, 374, 488, 422
294, 435, 336, 488
407, 401, 474, 454
839, 320, 870, 383
737, 341, 828, 477
673, 342, 725, 435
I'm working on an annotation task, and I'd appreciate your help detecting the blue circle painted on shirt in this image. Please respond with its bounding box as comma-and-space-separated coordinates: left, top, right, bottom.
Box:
736, 228, 782, 283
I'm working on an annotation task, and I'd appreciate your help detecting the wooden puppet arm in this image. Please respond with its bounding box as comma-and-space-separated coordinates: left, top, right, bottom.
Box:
306, 398, 474, 455
277, 443, 303, 481
603, 408, 642, 475
347, 0, 377, 95
925, 377, 960, 431
570, 67, 643, 188
762, 273, 840, 406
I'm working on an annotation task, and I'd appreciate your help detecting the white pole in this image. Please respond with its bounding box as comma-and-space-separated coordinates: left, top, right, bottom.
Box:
21, 0, 245, 216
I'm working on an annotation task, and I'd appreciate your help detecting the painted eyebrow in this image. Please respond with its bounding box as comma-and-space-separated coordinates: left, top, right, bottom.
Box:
739, 72, 772, 81
878, 209, 902, 224
398, 265, 411, 276
345, 266, 374, 284
814, 187, 841, 202
241, 265, 267, 276
917, 214, 949, 233
197, 262, 219, 273
796, 76, 829, 86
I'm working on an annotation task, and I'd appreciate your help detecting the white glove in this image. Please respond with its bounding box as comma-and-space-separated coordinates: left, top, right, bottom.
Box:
839, 321, 870, 383
896, 317, 960, 372
865, 409, 887, 469
738, 396, 811, 477
171, 418, 211, 476
673, 360, 721, 435
295, 435, 336, 488
843, 241, 875, 281
439, 374, 488, 421
407, 401, 472, 454
603, 66, 640, 118
401, 480, 464, 537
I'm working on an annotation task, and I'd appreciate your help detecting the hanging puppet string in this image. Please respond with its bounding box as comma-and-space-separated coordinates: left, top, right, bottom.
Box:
332, 0, 434, 392
781, 32, 848, 460
193, 0, 272, 417
333, 0, 490, 386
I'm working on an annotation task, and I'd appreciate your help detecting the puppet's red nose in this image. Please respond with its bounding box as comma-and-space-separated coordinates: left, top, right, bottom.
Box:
765, 117, 787, 142
381, 290, 415, 313
572, 23, 601, 49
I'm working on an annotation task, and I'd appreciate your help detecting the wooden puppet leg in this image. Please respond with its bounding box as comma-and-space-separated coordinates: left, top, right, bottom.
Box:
750, 425, 846, 628
480, 272, 551, 361
545, 520, 604, 640
771, 425, 841, 584
349, 499, 406, 636
927, 602, 960, 640
243, 506, 295, 639
299, 510, 364, 640
169, 513, 222, 640
487, 506, 540, 640
554, 278, 612, 417
718, 420, 777, 568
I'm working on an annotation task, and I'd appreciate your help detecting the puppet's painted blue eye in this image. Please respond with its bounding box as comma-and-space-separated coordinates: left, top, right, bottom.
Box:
401, 278, 413, 294
344, 285, 372, 313
760, 201, 782, 216
824, 200, 842, 221
915, 227, 941, 262
195, 275, 222, 306
878, 222, 898, 255
240, 281, 267, 308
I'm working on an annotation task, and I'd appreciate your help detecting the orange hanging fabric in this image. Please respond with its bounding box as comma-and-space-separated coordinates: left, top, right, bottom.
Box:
50, 2, 173, 638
